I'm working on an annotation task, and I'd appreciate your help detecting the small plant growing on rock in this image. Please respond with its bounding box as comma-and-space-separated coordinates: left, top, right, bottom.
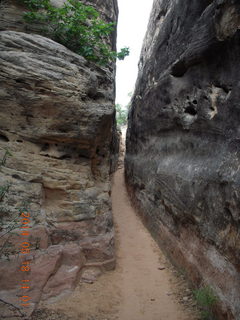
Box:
0, 149, 31, 259
21, 0, 130, 65
0, 149, 12, 203
0, 183, 10, 202
193, 286, 218, 320
0, 149, 19, 259
0, 149, 12, 167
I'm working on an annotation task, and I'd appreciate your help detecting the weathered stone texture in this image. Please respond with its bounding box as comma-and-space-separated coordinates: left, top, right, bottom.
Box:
125, 0, 240, 319
0, 0, 118, 316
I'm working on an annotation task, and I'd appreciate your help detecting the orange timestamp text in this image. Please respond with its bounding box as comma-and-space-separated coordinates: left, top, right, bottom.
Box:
19, 211, 32, 308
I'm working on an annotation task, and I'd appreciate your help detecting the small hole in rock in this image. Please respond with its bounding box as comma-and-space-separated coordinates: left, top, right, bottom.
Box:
171, 61, 187, 77
42, 143, 49, 151
185, 106, 197, 116
0, 134, 9, 142
16, 139, 23, 143
193, 100, 198, 105
12, 174, 22, 180
164, 97, 171, 104
222, 86, 230, 94
156, 13, 162, 20
59, 155, 71, 160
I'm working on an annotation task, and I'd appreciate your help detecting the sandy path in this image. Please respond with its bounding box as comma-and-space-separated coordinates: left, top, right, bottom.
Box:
35, 168, 198, 320
112, 169, 194, 320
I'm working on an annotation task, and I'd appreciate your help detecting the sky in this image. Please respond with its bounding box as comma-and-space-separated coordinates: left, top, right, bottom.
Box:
116, 0, 154, 107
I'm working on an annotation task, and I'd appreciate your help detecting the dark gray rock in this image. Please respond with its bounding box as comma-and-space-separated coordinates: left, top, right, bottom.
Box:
125, 0, 240, 319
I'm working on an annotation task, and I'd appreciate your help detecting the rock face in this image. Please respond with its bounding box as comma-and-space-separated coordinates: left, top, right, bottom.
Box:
125, 0, 240, 319
0, 0, 118, 316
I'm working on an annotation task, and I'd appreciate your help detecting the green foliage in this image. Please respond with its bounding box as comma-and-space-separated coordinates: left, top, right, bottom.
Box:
0, 149, 31, 258
0, 149, 12, 168
0, 150, 12, 202
117, 47, 130, 60
21, 0, 129, 65
0, 149, 18, 259
0, 193, 24, 259
116, 103, 128, 127
0, 184, 10, 202
193, 286, 218, 320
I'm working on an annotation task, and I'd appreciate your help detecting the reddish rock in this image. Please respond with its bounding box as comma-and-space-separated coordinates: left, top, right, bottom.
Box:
41, 244, 86, 301
0, 244, 85, 317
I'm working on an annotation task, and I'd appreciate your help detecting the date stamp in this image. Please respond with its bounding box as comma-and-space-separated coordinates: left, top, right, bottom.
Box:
19, 211, 31, 308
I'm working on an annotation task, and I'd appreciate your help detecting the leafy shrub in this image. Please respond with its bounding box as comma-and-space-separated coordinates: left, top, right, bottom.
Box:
194, 286, 218, 320
21, 0, 130, 65
116, 103, 128, 127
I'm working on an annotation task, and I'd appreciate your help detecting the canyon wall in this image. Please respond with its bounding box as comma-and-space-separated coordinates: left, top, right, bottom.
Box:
125, 0, 240, 319
0, 0, 118, 317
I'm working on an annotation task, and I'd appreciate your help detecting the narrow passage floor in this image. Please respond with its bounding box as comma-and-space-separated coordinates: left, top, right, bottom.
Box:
112, 169, 197, 320
34, 169, 199, 320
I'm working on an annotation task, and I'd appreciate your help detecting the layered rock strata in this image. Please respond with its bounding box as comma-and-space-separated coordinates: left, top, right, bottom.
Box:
0, 0, 118, 316
125, 1, 240, 319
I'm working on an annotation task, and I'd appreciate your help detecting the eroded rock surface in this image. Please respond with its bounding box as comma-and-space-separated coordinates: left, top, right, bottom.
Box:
0, 0, 118, 317
125, 1, 240, 319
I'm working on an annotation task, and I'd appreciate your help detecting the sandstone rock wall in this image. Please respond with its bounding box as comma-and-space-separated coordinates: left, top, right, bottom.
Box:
0, 0, 118, 316
125, 1, 240, 319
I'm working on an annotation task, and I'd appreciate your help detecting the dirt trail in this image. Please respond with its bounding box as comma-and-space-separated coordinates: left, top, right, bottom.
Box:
36, 168, 199, 320
112, 169, 196, 320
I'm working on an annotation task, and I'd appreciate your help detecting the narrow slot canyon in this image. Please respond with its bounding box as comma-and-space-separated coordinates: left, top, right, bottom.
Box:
0, 0, 240, 320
